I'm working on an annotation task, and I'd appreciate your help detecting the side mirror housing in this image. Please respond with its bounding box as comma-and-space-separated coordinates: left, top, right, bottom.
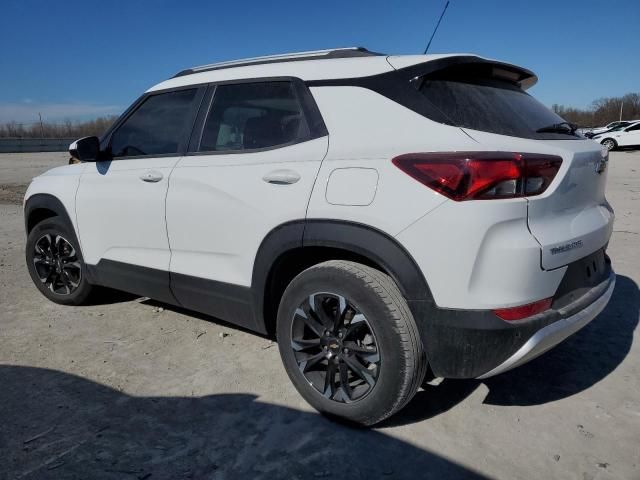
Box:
69, 136, 101, 163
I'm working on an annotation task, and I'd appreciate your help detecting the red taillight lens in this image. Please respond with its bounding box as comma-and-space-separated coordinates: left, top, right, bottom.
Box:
493, 298, 553, 321
392, 152, 562, 201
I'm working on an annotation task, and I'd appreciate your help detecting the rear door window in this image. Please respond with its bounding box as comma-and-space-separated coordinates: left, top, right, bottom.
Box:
110, 88, 198, 158
199, 81, 310, 152
417, 66, 577, 139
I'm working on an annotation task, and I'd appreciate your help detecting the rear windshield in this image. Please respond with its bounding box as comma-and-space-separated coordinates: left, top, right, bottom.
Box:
417, 68, 578, 140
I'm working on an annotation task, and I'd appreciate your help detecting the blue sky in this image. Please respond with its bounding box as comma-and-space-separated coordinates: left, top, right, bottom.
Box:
1, 0, 638, 123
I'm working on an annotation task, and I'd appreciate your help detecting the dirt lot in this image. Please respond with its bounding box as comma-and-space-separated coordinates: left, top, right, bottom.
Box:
0, 151, 639, 480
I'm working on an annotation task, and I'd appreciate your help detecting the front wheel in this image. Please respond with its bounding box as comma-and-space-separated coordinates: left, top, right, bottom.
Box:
276, 260, 426, 426
602, 138, 617, 151
26, 217, 94, 305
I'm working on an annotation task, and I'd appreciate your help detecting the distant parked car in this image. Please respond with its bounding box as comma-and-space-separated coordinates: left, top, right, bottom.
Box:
592, 121, 640, 150
585, 124, 628, 139
586, 121, 633, 138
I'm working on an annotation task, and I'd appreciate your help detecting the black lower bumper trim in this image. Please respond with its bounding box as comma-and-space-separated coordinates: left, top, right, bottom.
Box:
412, 250, 613, 379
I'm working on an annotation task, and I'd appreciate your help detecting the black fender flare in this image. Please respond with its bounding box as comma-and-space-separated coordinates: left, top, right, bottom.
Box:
251, 219, 434, 340
302, 220, 432, 302
24, 194, 76, 237
24, 193, 89, 278
24, 194, 85, 265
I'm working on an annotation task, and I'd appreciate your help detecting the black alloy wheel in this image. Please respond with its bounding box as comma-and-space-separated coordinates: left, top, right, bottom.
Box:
290, 292, 380, 403
277, 260, 426, 426
32, 233, 82, 295
26, 216, 94, 305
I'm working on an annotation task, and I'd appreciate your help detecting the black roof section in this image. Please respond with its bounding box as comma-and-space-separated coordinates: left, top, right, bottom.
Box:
172, 47, 385, 78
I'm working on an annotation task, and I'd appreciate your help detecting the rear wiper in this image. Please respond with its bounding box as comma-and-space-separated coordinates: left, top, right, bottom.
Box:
536, 121, 578, 135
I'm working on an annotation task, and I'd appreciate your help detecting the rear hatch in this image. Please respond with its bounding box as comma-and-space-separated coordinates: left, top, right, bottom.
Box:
525, 140, 612, 270
395, 56, 614, 270
464, 132, 613, 270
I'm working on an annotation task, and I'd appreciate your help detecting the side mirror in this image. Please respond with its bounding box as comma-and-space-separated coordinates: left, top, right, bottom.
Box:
69, 136, 101, 163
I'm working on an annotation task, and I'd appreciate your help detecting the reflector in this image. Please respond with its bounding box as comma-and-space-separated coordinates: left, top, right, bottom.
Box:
493, 298, 553, 321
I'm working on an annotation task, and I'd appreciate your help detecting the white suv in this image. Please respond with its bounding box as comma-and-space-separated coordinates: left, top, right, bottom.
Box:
24, 48, 616, 425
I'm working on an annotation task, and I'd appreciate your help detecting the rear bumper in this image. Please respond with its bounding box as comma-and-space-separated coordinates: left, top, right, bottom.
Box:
476, 271, 615, 378
411, 251, 615, 379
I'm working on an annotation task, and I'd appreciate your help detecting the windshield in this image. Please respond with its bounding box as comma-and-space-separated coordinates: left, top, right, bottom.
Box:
417, 67, 578, 140
608, 122, 629, 129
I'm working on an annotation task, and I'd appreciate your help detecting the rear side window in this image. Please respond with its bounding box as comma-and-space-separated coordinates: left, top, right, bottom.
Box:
626, 123, 640, 132
199, 81, 310, 152
110, 89, 197, 158
417, 66, 575, 139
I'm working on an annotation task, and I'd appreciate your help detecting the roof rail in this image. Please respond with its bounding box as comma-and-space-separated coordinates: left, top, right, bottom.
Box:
172, 47, 384, 78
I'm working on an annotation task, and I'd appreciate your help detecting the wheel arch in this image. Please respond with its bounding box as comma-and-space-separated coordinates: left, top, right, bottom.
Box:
24, 194, 78, 242
252, 219, 433, 336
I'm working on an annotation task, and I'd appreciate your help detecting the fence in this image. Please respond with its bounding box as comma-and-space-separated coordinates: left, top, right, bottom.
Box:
0, 138, 75, 153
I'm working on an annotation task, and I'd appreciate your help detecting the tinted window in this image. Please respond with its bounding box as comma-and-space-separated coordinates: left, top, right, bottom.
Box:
199, 82, 309, 152
626, 123, 640, 132
417, 67, 576, 139
110, 89, 197, 157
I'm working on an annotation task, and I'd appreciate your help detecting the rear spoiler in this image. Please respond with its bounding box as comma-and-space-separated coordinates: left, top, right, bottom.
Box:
387, 54, 538, 90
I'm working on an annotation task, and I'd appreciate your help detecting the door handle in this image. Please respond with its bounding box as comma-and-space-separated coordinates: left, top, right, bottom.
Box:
140, 170, 163, 183
262, 169, 301, 185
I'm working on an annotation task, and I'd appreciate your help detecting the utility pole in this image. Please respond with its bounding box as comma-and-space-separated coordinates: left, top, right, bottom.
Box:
619, 101, 623, 121
38, 112, 44, 138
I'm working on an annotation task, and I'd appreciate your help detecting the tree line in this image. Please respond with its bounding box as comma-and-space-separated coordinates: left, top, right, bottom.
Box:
552, 93, 640, 127
1, 91, 639, 138
0, 116, 117, 139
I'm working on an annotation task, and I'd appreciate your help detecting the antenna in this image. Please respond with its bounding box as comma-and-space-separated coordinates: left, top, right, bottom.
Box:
424, 0, 450, 54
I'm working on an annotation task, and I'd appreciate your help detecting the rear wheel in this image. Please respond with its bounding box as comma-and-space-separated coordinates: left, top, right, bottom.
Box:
276, 260, 426, 426
602, 138, 617, 151
26, 217, 94, 305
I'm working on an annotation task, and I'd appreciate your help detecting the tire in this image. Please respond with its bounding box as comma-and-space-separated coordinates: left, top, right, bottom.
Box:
26, 216, 94, 305
276, 260, 426, 426
602, 138, 617, 151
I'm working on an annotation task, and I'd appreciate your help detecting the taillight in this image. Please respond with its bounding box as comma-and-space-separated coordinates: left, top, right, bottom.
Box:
493, 298, 553, 321
392, 152, 562, 201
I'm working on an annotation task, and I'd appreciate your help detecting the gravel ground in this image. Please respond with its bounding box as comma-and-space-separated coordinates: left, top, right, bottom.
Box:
0, 151, 639, 479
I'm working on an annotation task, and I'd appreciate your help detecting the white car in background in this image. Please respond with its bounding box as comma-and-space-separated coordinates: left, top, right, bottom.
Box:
586, 120, 640, 137
589, 121, 627, 135
592, 121, 640, 150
